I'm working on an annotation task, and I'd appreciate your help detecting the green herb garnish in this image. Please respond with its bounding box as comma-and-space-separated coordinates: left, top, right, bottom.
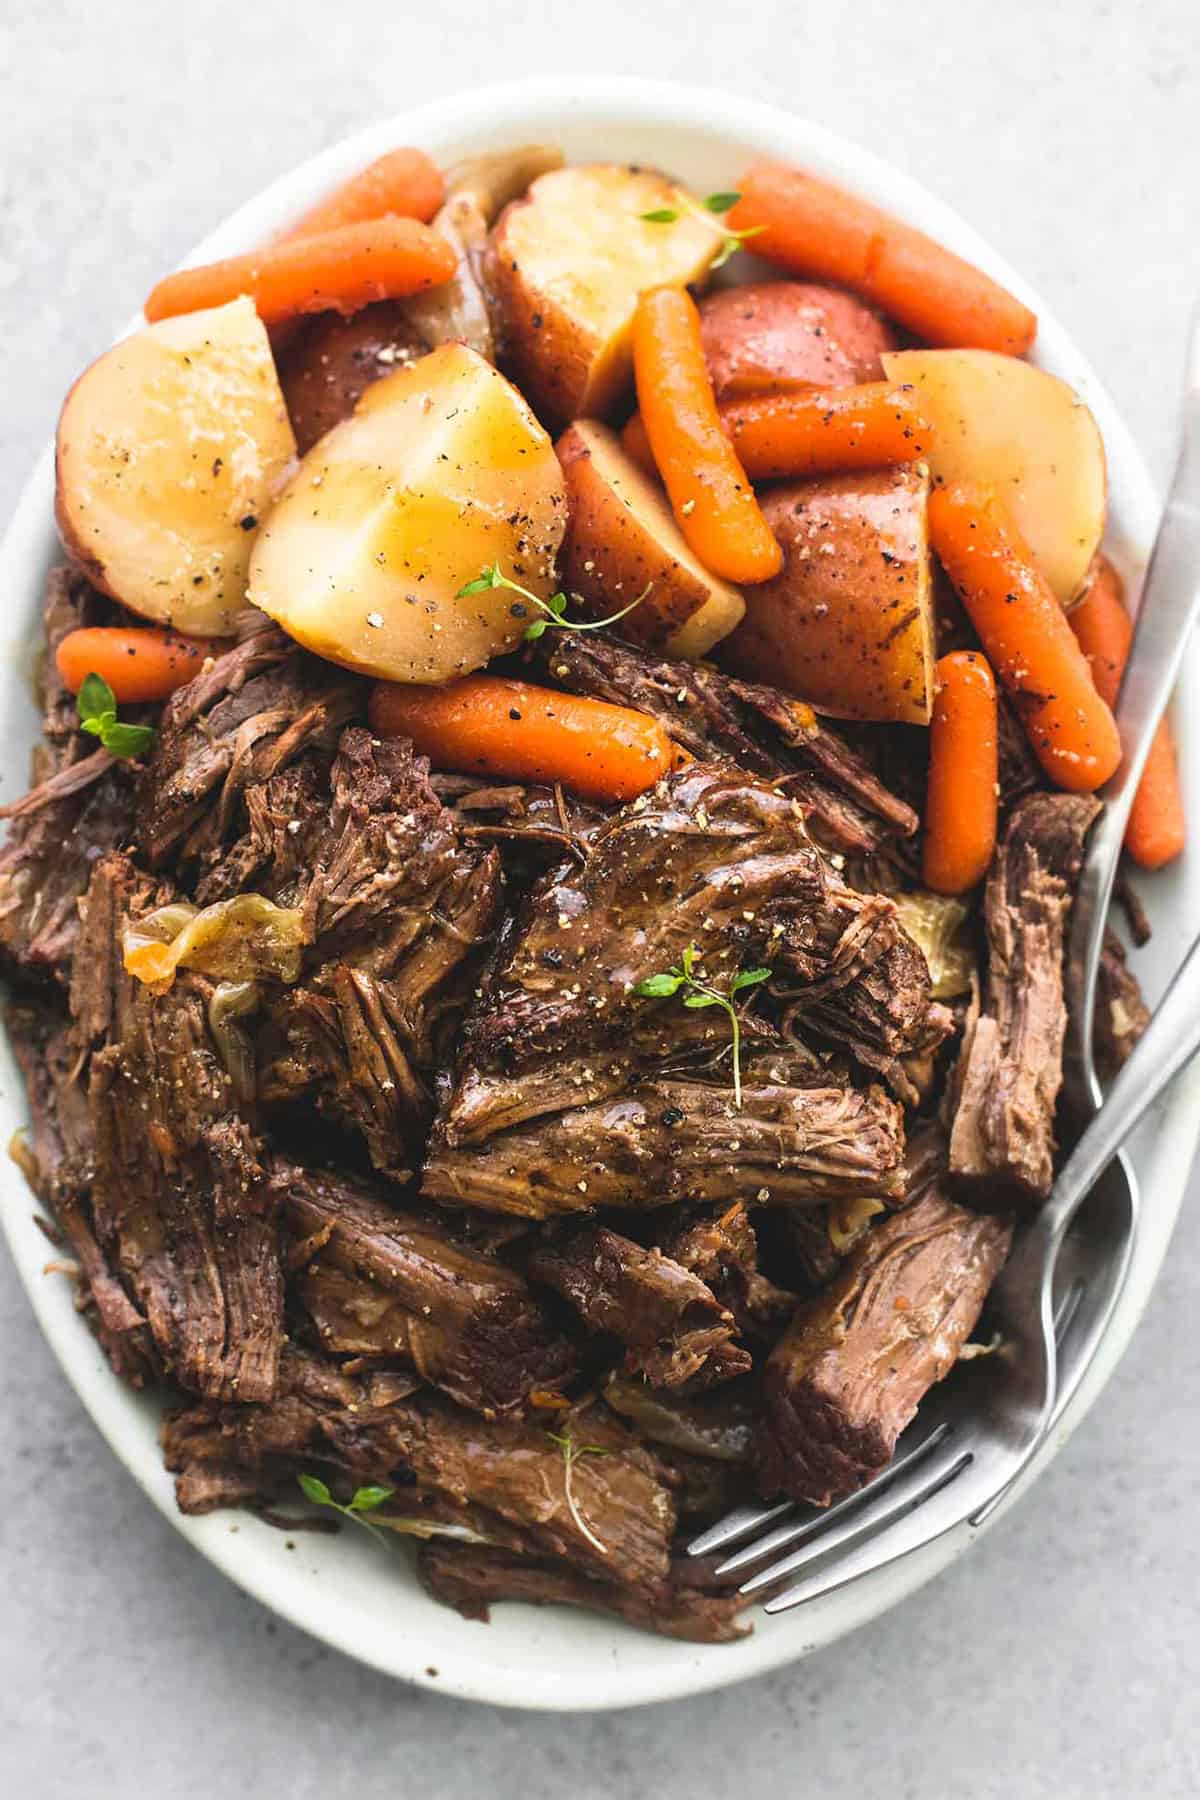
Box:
634, 943, 771, 1109
546, 1430, 610, 1555
457, 564, 647, 643
76, 673, 155, 761
297, 1473, 394, 1544
637, 190, 764, 270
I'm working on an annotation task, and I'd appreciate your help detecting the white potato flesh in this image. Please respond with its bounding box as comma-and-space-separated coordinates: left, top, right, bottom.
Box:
55, 297, 296, 634
882, 348, 1106, 604
491, 164, 721, 425
248, 343, 567, 683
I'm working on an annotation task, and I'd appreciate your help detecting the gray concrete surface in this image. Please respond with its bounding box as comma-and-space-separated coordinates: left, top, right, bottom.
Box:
2, 2, 1199, 1794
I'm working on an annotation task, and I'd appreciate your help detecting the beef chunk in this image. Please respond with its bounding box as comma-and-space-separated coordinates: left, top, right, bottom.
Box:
655, 1202, 796, 1342
0, 571, 134, 982
162, 1346, 414, 1512
136, 623, 362, 875
756, 1189, 1012, 1505
72, 854, 283, 1403
0, 762, 132, 981
541, 632, 917, 854
166, 1367, 677, 1592
273, 1162, 575, 1414
425, 1062, 905, 1218
429, 771, 607, 866
245, 731, 503, 1177
525, 1222, 749, 1387
1094, 929, 1150, 1083
7, 997, 157, 1385
397, 1397, 676, 1589
417, 1541, 747, 1644
949, 793, 1100, 1205
446, 762, 934, 1143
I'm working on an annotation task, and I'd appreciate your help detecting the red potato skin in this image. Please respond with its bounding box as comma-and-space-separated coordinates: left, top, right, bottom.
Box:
276, 302, 429, 452
698, 282, 899, 402
721, 466, 933, 725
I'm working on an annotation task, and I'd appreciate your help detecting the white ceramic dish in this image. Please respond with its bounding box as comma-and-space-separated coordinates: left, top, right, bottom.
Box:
1, 75, 1196, 1714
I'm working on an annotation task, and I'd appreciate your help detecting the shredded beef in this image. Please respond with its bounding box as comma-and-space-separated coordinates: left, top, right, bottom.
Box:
540, 633, 917, 854
273, 1161, 575, 1414
525, 1221, 749, 1387
72, 854, 283, 1402
948, 793, 1100, 1205
426, 1060, 905, 1218
418, 1540, 747, 1643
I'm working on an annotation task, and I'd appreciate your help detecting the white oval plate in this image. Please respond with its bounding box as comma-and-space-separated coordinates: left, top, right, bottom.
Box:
2, 76, 1196, 1713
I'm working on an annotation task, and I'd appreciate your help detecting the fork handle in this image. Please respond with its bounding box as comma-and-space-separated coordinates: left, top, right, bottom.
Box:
1048, 925, 1200, 1253
1068, 380, 1200, 1105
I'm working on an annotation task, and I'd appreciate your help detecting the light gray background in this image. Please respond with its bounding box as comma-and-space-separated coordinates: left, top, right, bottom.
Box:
2, 3, 1198, 1795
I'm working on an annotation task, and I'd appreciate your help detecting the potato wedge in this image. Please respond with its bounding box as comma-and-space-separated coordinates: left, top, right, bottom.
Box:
490, 165, 719, 426
56, 297, 296, 635
882, 348, 1106, 604
248, 342, 566, 683
722, 466, 934, 725
699, 281, 898, 401
556, 421, 744, 659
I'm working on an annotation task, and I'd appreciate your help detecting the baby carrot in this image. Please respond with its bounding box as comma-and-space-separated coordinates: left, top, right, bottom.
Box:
728, 163, 1037, 357
368, 675, 683, 805
622, 382, 931, 483
721, 382, 933, 479
928, 482, 1121, 792
55, 626, 225, 703
633, 286, 783, 586
923, 651, 998, 894
144, 216, 456, 326
279, 148, 444, 240
1069, 555, 1185, 869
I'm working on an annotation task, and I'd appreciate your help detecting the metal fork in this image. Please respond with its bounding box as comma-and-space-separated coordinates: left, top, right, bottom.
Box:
690, 312, 1200, 1610
689, 930, 1200, 1610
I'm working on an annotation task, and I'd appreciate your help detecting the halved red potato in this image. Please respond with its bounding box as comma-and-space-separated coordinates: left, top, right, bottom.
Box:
249, 343, 566, 683
882, 348, 1107, 604
490, 165, 720, 426
56, 296, 296, 635
721, 466, 934, 725
699, 281, 898, 401
556, 421, 745, 659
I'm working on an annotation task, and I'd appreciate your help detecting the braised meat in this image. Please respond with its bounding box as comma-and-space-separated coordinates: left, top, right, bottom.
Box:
525, 1221, 749, 1387
756, 1189, 1012, 1505
655, 1201, 797, 1342
426, 1063, 905, 1217
442, 760, 935, 1148
418, 1540, 747, 1644
71, 854, 283, 1403
948, 793, 1100, 1205
540, 632, 918, 854
238, 728, 504, 1178
1094, 929, 1151, 1082
274, 1162, 576, 1413
136, 621, 361, 874
0, 569, 134, 982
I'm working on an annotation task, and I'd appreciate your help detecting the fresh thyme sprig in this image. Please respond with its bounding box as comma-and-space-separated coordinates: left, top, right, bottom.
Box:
457, 564, 648, 643
76, 672, 155, 760
546, 1430, 610, 1555
633, 943, 772, 1110
638, 190, 764, 270
297, 1473, 394, 1545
